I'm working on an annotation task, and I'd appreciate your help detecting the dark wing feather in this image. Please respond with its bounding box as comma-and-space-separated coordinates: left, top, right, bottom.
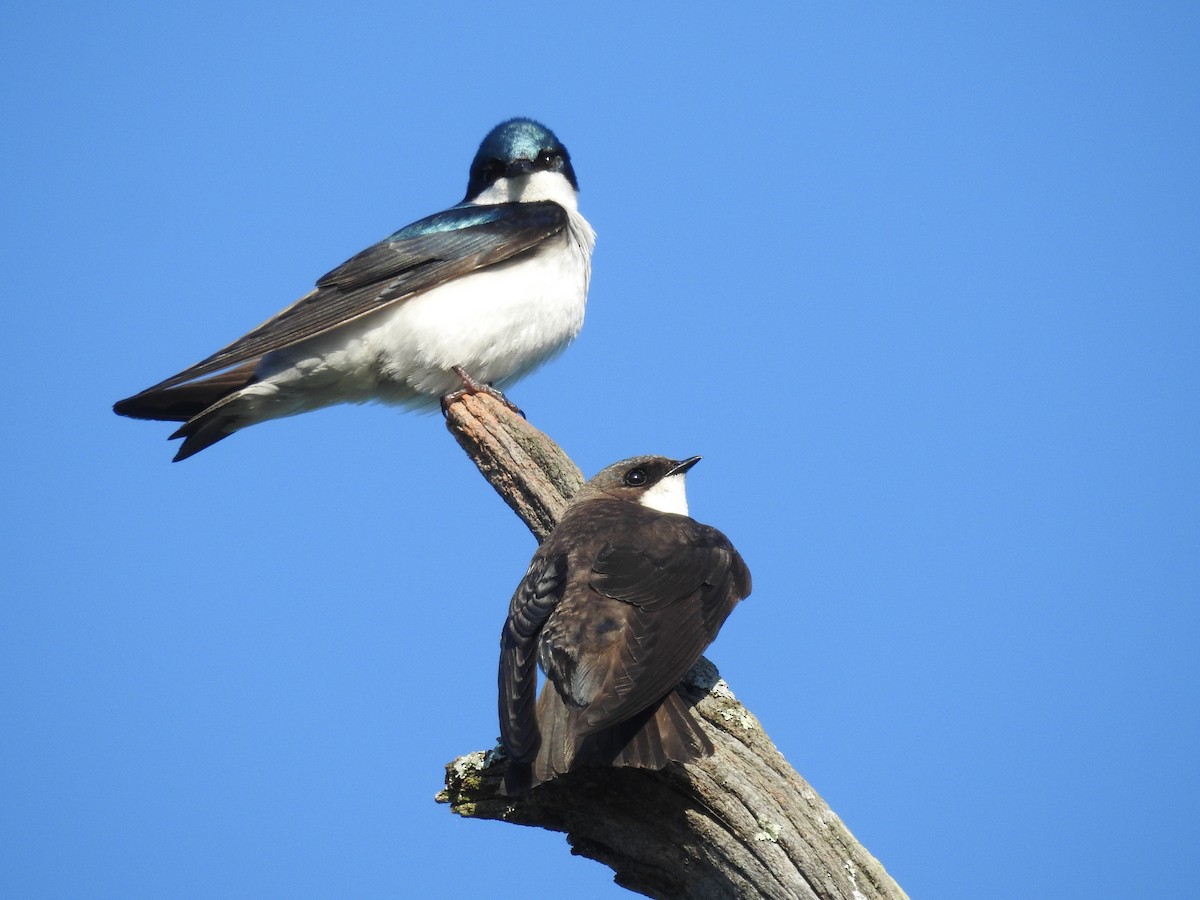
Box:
572, 522, 751, 733
112, 360, 259, 422
591, 543, 721, 610
499, 552, 569, 765
138, 201, 568, 394
577, 600, 707, 732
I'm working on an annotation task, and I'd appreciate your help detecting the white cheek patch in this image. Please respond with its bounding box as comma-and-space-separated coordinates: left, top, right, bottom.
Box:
638, 473, 689, 517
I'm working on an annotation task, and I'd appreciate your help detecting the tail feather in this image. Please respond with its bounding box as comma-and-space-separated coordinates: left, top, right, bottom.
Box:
605, 688, 714, 770
167, 400, 243, 461
527, 686, 713, 789
533, 684, 578, 785
113, 361, 258, 423
114, 362, 258, 461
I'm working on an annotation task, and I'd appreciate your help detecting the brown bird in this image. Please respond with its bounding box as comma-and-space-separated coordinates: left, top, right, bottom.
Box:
499, 455, 751, 793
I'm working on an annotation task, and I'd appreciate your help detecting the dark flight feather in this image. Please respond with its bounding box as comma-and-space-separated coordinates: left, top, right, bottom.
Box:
112, 361, 259, 422
499, 553, 568, 767
116, 201, 568, 403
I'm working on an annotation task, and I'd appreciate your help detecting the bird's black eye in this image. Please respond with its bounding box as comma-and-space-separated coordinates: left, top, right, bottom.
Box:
623, 468, 647, 487
535, 149, 561, 170
480, 158, 505, 180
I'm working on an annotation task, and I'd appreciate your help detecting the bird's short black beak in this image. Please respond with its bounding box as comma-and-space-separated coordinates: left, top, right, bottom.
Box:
668, 456, 702, 476
505, 158, 535, 177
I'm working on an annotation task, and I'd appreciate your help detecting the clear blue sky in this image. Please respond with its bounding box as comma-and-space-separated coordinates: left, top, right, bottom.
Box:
3, 3, 1197, 898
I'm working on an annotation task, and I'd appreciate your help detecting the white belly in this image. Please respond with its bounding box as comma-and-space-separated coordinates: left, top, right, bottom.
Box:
236, 213, 593, 423
371, 229, 589, 400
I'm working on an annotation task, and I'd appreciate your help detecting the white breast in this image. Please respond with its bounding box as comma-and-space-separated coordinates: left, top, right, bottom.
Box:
241, 173, 595, 420
369, 218, 593, 401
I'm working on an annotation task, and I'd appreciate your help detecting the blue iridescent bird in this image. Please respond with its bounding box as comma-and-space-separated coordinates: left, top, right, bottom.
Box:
114, 118, 596, 460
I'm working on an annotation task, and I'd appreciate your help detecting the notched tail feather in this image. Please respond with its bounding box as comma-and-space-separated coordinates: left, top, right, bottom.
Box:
601, 688, 714, 770
525, 686, 713, 790
113, 361, 258, 461
167, 410, 239, 462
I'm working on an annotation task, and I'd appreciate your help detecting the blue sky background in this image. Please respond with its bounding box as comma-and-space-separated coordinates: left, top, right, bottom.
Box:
3, 3, 1197, 898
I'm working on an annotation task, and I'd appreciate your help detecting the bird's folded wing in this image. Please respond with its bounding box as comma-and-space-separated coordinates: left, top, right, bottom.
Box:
499, 551, 569, 763
569, 530, 750, 733
137, 201, 569, 394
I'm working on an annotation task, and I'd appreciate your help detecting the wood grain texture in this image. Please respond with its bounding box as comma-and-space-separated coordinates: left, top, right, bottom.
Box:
443, 391, 582, 541
439, 393, 907, 900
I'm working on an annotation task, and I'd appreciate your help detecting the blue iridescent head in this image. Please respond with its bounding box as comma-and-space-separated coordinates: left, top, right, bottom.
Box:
463, 118, 578, 201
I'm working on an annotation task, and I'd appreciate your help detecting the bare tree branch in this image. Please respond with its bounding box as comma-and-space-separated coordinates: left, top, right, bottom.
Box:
438, 393, 908, 900
443, 392, 583, 540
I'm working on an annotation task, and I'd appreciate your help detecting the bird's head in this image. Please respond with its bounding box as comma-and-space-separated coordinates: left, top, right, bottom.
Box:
574, 455, 701, 517
463, 117, 579, 205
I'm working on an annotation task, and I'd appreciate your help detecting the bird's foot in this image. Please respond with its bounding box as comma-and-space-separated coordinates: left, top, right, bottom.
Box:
441, 366, 526, 418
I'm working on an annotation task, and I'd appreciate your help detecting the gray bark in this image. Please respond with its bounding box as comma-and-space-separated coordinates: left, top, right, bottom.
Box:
437, 393, 908, 900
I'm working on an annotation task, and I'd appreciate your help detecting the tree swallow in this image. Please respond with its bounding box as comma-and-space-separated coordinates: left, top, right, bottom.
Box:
113, 118, 596, 461
499, 455, 752, 793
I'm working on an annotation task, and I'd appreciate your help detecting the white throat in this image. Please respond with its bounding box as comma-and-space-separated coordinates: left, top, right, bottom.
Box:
470, 170, 580, 210
638, 474, 690, 517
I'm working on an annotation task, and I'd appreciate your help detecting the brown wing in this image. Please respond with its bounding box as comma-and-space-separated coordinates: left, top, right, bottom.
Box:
541, 514, 751, 735
498, 551, 569, 765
